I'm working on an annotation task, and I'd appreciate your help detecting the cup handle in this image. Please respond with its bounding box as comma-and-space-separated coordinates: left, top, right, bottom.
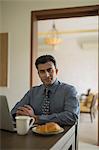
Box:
29, 117, 35, 128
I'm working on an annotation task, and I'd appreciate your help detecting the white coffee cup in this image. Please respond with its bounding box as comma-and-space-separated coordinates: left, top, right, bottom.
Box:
15, 116, 35, 135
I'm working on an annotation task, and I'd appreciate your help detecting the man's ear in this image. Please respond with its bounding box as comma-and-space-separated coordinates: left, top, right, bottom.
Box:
56, 68, 58, 74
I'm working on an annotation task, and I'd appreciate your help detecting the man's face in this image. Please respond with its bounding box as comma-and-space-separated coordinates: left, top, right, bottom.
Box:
37, 61, 58, 87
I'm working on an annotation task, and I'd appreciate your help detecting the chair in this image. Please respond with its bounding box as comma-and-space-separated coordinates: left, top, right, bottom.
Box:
80, 93, 98, 122
80, 89, 91, 97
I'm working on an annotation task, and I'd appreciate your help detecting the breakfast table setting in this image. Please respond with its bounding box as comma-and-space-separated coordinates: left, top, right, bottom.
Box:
0, 121, 76, 150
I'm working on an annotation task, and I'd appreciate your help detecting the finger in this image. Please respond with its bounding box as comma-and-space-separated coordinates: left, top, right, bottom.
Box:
24, 105, 32, 110
21, 107, 30, 114
18, 106, 28, 112
17, 106, 25, 111
16, 110, 28, 116
17, 107, 29, 114
24, 105, 34, 115
16, 109, 24, 114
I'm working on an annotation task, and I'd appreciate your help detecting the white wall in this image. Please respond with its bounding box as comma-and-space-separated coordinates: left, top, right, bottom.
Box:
38, 17, 98, 94
0, 0, 99, 110
38, 37, 98, 94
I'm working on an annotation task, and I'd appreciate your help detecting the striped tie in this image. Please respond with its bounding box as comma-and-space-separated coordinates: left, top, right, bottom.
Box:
42, 88, 50, 114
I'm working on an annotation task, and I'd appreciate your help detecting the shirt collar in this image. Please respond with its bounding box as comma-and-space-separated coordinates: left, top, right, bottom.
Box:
42, 79, 60, 94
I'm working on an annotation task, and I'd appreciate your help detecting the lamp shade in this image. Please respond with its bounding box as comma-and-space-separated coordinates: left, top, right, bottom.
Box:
44, 22, 62, 46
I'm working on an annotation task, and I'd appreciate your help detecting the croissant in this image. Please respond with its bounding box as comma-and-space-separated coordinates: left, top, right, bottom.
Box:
36, 122, 61, 133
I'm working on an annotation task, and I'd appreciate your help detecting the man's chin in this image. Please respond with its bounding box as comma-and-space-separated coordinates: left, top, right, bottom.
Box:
44, 81, 52, 86
44, 80, 55, 86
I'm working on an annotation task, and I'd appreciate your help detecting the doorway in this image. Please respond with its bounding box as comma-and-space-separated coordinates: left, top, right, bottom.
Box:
31, 5, 99, 145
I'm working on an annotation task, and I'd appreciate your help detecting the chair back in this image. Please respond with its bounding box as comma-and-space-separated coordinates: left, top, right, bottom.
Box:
84, 93, 94, 108
90, 93, 98, 110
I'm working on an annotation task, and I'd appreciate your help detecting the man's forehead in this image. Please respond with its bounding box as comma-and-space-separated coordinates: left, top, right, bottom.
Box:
38, 61, 55, 70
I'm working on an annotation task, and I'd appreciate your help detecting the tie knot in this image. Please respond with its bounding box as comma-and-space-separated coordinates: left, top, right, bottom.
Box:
45, 88, 49, 97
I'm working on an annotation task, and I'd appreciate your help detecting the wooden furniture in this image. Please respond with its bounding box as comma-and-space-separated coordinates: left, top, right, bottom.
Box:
0, 124, 76, 150
0, 33, 8, 87
80, 93, 97, 122
80, 89, 91, 100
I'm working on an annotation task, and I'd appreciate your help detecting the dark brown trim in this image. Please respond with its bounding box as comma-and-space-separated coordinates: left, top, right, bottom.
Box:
32, 5, 99, 20
30, 12, 38, 87
30, 12, 33, 88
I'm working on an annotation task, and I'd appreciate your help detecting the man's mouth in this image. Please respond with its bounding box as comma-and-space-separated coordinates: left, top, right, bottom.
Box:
45, 78, 52, 82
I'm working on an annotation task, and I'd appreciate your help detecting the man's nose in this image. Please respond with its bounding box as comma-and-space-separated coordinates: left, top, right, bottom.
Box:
45, 71, 50, 77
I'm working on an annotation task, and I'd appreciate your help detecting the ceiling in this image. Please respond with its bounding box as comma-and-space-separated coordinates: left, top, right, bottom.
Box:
38, 16, 98, 35
38, 16, 98, 44
38, 16, 98, 48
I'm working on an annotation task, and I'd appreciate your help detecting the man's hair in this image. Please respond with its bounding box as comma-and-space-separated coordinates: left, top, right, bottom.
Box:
35, 55, 56, 69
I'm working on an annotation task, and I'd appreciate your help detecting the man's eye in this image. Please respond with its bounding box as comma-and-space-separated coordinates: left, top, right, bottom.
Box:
39, 70, 45, 74
47, 68, 52, 73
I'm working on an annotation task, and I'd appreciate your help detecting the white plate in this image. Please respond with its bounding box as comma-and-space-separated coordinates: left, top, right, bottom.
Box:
32, 127, 64, 135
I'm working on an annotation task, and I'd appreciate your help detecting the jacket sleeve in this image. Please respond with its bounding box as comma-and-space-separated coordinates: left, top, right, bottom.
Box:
11, 91, 31, 120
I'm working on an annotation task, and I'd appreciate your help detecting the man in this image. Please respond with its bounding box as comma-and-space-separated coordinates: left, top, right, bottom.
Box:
11, 55, 79, 125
